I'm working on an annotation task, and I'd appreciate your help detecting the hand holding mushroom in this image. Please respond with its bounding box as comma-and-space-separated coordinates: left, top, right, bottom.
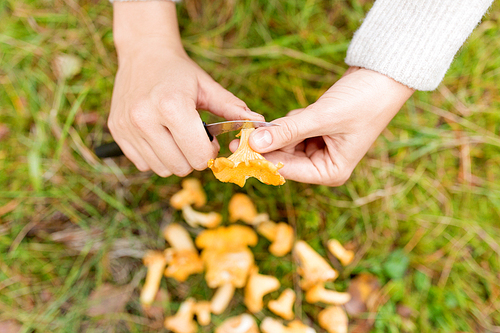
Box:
233, 67, 414, 186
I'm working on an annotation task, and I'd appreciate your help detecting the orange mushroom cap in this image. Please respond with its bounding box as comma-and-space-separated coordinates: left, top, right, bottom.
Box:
196, 225, 258, 250
196, 225, 258, 288
228, 193, 269, 225
164, 248, 204, 282
170, 178, 206, 209
208, 127, 285, 187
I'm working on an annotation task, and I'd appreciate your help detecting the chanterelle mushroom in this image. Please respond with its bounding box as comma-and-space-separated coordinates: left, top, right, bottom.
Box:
140, 250, 167, 307
294, 241, 338, 290
196, 225, 257, 288
268, 288, 296, 320
305, 283, 351, 305
327, 239, 354, 266
257, 221, 294, 257
194, 301, 211, 326
244, 270, 280, 313
260, 317, 317, 333
228, 193, 269, 225
164, 298, 197, 333
215, 314, 259, 333
163, 223, 203, 282
318, 306, 348, 333
208, 126, 285, 187
182, 205, 222, 229
170, 178, 206, 209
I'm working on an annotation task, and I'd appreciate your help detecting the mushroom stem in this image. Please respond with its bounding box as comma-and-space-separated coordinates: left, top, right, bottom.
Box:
305, 284, 351, 305
163, 223, 196, 251
164, 298, 198, 333
327, 239, 354, 266
182, 205, 222, 229
244, 272, 280, 313
210, 283, 235, 315
140, 251, 167, 307
268, 288, 296, 320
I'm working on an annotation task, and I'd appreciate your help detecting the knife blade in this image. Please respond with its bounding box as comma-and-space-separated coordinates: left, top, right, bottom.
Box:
94, 120, 278, 158
205, 120, 279, 139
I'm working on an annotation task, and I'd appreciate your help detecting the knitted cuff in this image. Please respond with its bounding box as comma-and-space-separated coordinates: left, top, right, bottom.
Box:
345, 0, 493, 91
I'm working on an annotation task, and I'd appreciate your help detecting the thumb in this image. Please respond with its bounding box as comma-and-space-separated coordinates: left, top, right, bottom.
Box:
249, 108, 318, 153
197, 75, 264, 121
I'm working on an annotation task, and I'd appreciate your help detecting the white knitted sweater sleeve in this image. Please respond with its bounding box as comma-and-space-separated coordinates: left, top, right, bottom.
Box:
345, 0, 494, 91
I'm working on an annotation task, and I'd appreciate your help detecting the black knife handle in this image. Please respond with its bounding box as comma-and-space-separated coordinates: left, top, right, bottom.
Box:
202, 121, 214, 141
94, 141, 123, 158
94, 121, 213, 159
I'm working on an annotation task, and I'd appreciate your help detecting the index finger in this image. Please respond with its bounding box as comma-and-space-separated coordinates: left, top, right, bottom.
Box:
160, 101, 218, 170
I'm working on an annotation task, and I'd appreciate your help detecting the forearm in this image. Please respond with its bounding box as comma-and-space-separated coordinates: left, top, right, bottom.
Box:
345, 0, 494, 91
113, 1, 184, 60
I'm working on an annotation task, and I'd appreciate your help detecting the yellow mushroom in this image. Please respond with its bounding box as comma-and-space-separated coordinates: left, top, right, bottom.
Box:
294, 241, 338, 290
163, 223, 203, 282
244, 270, 280, 313
215, 314, 259, 333
318, 306, 348, 333
327, 239, 354, 266
182, 205, 222, 229
210, 283, 235, 315
164, 298, 197, 333
194, 301, 211, 326
228, 193, 269, 225
305, 284, 351, 305
196, 225, 257, 288
208, 126, 285, 187
140, 251, 167, 307
196, 225, 258, 250
257, 221, 294, 257
288, 320, 318, 333
170, 178, 206, 209
260, 317, 317, 333
268, 288, 296, 320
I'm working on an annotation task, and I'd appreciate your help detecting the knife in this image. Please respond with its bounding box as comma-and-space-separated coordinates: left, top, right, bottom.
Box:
94, 120, 279, 158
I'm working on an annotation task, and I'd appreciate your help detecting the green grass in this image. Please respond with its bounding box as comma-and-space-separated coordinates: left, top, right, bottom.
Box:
1, 0, 500, 332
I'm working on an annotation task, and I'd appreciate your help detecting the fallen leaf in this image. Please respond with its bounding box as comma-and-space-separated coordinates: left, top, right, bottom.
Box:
0, 320, 22, 333
52, 54, 82, 80
0, 123, 10, 141
86, 283, 131, 317
76, 111, 100, 126
344, 273, 380, 316
142, 289, 169, 330
0, 200, 19, 218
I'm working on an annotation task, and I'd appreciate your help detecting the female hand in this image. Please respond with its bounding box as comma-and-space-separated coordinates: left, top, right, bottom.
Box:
235, 67, 414, 186
109, 1, 263, 177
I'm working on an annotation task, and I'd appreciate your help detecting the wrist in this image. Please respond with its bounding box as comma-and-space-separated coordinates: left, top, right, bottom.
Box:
113, 1, 184, 58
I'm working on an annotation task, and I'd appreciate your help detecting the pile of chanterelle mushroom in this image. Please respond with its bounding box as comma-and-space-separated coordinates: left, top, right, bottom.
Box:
140, 178, 356, 333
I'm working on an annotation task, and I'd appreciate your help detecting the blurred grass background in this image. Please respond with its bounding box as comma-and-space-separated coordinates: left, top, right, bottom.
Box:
1, 0, 500, 332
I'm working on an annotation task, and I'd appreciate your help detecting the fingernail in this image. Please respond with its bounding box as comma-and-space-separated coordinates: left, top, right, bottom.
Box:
251, 130, 272, 149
